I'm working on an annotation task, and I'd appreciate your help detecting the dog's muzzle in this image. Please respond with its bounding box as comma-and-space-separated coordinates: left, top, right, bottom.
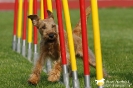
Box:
46, 33, 57, 43
49, 33, 55, 39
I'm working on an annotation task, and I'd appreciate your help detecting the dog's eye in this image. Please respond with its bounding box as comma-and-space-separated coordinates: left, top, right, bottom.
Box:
52, 25, 56, 28
42, 26, 46, 29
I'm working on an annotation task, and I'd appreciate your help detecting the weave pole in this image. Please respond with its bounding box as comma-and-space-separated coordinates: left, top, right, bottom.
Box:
62, 0, 80, 88
27, 0, 33, 61
33, 0, 38, 64
47, 0, 52, 12
41, 0, 47, 73
41, 0, 52, 73
22, 0, 28, 57
44, 0, 53, 73
12, 0, 18, 51
55, 0, 70, 88
91, 0, 104, 87
43, 0, 48, 18
79, 0, 91, 88
16, 0, 23, 53
40, 0, 51, 73
40, 0, 44, 19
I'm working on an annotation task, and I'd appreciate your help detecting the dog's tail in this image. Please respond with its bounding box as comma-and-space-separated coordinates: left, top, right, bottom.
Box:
73, 6, 91, 37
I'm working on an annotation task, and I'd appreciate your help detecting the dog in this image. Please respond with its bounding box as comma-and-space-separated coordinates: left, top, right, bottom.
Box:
27, 7, 108, 85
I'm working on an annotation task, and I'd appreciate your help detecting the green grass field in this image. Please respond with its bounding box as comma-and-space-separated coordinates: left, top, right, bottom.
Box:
0, 8, 133, 88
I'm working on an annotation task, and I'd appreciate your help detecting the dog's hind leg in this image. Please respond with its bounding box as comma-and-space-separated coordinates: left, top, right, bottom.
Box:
88, 48, 109, 78
76, 46, 109, 78
88, 48, 96, 67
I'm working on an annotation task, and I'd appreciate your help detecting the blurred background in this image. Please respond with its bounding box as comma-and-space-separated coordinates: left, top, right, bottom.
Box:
0, 0, 133, 10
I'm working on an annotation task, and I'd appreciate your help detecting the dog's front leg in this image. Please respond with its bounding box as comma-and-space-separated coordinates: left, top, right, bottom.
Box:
48, 60, 62, 82
28, 53, 45, 85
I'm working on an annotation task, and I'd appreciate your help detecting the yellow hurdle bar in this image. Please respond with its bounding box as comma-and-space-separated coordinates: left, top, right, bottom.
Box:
47, 0, 52, 12
27, 0, 33, 60
91, 0, 104, 87
17, 0, 23, 53
62, 0, 79, 87
40, 0, 44, 19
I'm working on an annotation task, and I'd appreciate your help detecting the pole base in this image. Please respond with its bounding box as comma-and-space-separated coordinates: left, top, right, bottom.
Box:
12, 40, 16, 51
27, 43, 32, 62
98, 86, 104, 88
46, 59, 52, 73
22, 40, 26, 57
27, 48, 32, 62
72, 71, 80, 88
17, 42, 21, 53
63, 65, 70, 88
43, 59, 52, 73
84, 75, 91, 88
33, 52, 38, 65
12, 35, 16, 51
22, 45, 26, 57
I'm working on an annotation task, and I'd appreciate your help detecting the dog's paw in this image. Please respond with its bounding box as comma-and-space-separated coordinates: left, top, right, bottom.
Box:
48, 70, 60, 82
28, 74, 40, 85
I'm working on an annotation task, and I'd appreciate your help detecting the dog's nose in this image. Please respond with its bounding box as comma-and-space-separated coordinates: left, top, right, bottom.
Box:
49, 33, 55, 38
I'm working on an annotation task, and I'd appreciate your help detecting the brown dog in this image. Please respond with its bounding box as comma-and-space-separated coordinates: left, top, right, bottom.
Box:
27, 7, 108, 85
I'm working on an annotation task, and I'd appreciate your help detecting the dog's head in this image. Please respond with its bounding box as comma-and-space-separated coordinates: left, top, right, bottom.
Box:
28, 10, 58, 43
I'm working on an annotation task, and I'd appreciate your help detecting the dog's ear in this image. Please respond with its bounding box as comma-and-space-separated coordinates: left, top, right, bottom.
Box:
28, 15, 40, 26
47, 10, 54, 19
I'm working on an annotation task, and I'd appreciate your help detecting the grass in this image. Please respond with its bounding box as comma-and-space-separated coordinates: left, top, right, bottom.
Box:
0, 8, 133, 88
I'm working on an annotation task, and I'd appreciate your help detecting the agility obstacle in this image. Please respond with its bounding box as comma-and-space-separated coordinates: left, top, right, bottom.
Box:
91, 0, 104, 87
33, 0, 38, 64
79, 0, 91, 87
40, 0, 44, 19
42, 0, 53, 74
43, 0, 48, 18
62, 0, 80, 87
12, 0, 18, 51
27, 0, 33, 61
22, 0, 28, 57
12, 0, 104, 88
16, 0, 23, 53
55, 0, 70, 87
